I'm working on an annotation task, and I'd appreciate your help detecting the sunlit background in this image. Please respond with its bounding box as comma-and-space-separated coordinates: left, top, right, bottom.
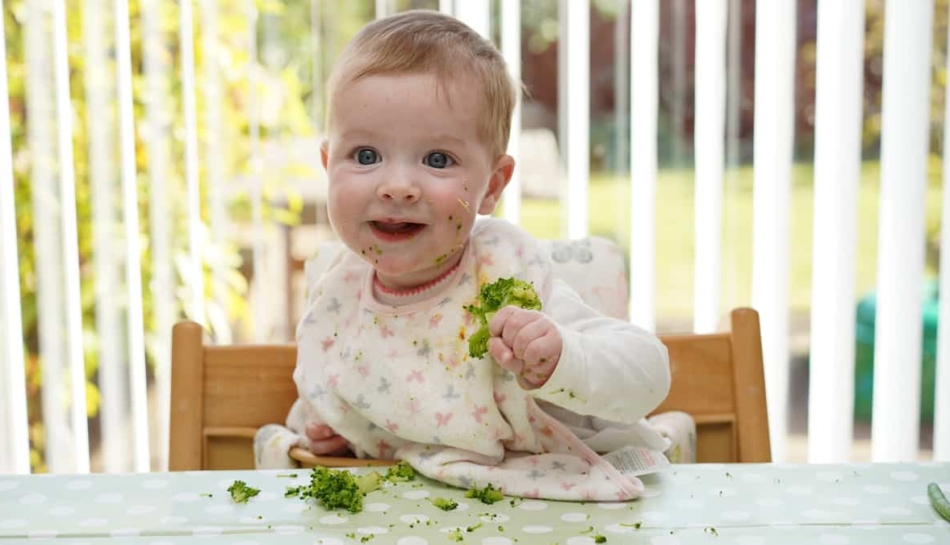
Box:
0, 0, 947, 474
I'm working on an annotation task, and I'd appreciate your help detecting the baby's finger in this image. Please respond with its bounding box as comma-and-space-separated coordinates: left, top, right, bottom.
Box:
489, 337, 520, 372
309, 434, 349, 455
522, 332, 560, 367
500, 309, 541, 348
305, 423, 335, 442
510, 317, 551, 361
488, 306, 518, 337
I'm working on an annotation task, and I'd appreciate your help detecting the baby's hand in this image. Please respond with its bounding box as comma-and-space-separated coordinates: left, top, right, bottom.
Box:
488, 306, 562, 388
304, 423, 351, 457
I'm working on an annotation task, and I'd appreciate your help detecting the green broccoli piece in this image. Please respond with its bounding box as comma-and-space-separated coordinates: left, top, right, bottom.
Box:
385, 461, 416, 483
286, 466, 384, 513
430, 497, 459, 511
464, 483, 504, 505
464, 277, 542, 358
227, 480, 260, 504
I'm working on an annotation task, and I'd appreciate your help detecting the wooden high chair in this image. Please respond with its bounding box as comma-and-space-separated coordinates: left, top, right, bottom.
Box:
169, 307, 770, 470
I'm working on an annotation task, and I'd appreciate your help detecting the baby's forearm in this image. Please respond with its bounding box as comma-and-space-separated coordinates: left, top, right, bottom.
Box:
531, 281, 671, 423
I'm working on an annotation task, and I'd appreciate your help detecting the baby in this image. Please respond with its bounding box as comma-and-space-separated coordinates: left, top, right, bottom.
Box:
255, 10, 678, 501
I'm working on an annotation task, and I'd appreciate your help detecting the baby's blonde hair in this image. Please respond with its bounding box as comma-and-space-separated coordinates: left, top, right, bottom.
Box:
326, 10, 516, 158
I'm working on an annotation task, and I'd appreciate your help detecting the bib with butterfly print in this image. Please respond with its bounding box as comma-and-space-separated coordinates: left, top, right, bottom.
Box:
293, 218, 646, 501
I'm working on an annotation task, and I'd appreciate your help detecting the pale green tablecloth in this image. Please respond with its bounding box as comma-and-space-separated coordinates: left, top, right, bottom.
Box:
1, 463, 949, 544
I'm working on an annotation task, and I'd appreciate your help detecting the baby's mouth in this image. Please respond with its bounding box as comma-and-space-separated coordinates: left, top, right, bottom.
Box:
369, 221, 426, 237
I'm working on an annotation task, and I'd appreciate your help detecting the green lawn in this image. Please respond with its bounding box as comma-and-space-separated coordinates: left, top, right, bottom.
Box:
515, 162, 943, 318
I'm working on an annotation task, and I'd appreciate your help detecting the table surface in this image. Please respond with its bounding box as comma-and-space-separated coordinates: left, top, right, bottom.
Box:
1, 462, 949, 544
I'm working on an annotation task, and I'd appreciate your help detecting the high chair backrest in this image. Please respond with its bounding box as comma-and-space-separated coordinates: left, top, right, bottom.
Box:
169, 307, 770, 470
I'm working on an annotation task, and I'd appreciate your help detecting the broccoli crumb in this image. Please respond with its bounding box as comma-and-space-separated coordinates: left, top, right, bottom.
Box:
580, 526, 594, 534
448, 529, 464, 542
276, 473, 298, 478
385, 461, 416, 483
466, 522, 483, 532
704, 527, 719, 536
199, 493, 213, 498
227, 481, 260, 504
430, 497, 459, 511
464, 483, 504, 505
594, 534, 607, 543
620, 522, 642, 529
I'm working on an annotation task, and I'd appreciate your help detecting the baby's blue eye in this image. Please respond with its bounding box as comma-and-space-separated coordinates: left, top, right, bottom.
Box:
424, 152, 453, 169
355, 149, 379, 165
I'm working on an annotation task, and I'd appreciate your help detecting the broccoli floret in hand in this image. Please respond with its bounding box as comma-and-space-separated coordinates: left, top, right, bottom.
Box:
464, 277, 542, 358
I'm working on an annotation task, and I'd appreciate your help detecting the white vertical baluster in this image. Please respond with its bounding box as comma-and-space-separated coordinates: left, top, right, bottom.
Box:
376, 0, 394, 19
807, 0, 864, 464
564, 0, 589, 239
936, 0, 950, 463
84, 0, 129, 473
180, 0, 205, 330
247, 1, 265, 341
115, 0, 151, 472
142, 0, 174, 472
629, 0, 658, 331
456, 0, 490, 39
502, 0, 522, 225
693, 0, 727, 334
752, 0, 796, 462
871, 0, 933, 462
0, 0, 31, 475
26, 0, 70, 473
52, 0, 90, 475
202, 0, 230, 344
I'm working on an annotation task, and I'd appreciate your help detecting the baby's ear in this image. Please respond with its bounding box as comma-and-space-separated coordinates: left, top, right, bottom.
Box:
320, 140, 330, 170
478, 155, 515, 215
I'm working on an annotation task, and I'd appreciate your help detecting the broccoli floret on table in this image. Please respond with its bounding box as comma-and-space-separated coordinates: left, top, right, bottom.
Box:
285, 466, 383, 513
227, 480, 260, 504
385, 460, 416, 483
465, 277, 542, 358
464, 483, 504, 505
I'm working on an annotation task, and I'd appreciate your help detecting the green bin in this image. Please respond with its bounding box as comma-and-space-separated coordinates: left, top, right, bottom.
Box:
853, 280, 939, 422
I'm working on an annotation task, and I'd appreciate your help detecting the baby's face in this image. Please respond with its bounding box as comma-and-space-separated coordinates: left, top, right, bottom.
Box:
322, 73, 512, 290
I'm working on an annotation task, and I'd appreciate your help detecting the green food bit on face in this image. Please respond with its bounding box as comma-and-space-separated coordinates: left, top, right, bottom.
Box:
464, 483, 504, 505
448, 529, 464, 542
277, 473, 298, 478
498, 525, 505, 532
285, 466, 384, 513
704, 527, 719, 536
464, 277, 542, 358
466, 522, 483, 532
431, 497, 459, 511
199, 493, 213, 498
580, 526, 594, 534
385, 460, 417, 483
361, 535, 375, 543
620, 522, 642, 529
594, 534, 607, 543
227, 481, 260, 504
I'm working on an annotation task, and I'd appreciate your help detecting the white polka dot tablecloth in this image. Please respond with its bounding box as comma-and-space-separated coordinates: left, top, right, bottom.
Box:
0, 463, 948, 544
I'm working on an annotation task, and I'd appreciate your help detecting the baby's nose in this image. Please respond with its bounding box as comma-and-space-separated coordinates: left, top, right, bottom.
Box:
377, 176, 421, 203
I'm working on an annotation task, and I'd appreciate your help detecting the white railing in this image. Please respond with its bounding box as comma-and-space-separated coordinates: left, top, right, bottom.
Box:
0, 0, 947, 474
